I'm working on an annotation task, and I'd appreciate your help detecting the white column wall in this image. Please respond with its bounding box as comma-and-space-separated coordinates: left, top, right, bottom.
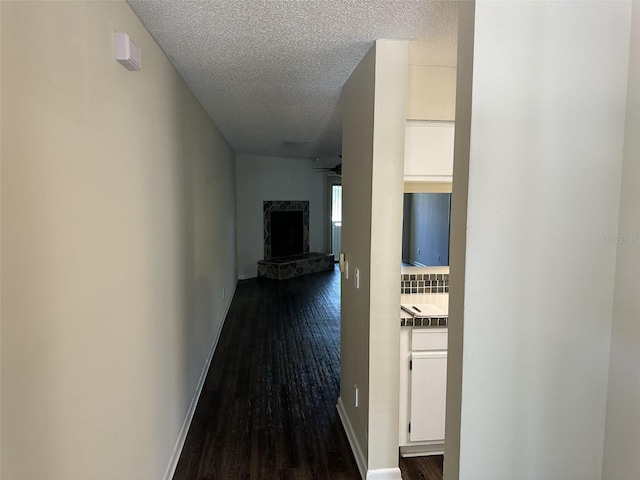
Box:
602, 2, 640, 478
339, 40, 407, 479
448, 2, 631, 479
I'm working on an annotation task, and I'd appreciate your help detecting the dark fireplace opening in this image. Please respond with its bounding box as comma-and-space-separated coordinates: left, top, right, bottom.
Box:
271, 211, 304, 258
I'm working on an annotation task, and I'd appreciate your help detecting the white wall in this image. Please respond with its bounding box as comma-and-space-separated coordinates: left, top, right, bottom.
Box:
235, 154, 327, 279
367, 41, 407, 475
448, 2, 631, 479
339, 40, 406, 479
0, 2, 3, 472
338, 46, 375, 475
602, 2, 640, 478
1, 2, 237, 479
444, 2, 473, 478
406, 65, 456, 121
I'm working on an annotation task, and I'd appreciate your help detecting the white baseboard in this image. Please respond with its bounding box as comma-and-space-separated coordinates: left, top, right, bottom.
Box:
163, 281, 237, 480
400, 443, 444, 457
336, 397, 366, 479
237, 273, 256, 280
336, 398, 402, 480
366, 468, 402, 480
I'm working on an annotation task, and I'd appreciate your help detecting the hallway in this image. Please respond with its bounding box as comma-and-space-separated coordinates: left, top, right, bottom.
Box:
173, 270, 443, 479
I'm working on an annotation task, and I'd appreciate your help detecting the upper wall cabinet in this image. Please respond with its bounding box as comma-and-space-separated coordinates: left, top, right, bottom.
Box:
404, 121, 455, 183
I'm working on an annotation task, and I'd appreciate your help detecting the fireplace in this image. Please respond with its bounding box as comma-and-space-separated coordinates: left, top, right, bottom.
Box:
271, 211, 304, 258
263, 200, 309, 259
258, 200, 334, 279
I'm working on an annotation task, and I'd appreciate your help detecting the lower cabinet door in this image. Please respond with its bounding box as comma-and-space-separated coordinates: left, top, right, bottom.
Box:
410, 351, 447, 442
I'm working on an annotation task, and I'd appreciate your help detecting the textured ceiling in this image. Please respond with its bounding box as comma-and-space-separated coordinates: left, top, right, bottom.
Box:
127, 0, 458, 161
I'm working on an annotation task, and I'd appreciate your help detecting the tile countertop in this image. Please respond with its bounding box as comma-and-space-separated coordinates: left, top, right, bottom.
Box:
401, 265, 450, 275
400, 293, 449, 327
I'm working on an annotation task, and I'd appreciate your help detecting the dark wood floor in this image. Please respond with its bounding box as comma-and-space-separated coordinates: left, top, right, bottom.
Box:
173, 269, 444, 480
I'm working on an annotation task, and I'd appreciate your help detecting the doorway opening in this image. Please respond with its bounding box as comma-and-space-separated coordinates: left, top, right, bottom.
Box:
330, 183, 342, 259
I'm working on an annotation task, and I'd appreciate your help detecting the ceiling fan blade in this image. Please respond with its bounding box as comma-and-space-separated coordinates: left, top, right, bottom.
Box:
313, 163, 341, 176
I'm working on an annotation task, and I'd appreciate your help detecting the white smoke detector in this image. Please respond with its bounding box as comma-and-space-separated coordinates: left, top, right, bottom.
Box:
114, 32, 141, 71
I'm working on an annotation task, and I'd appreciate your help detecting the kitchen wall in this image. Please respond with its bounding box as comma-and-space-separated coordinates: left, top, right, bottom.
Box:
1, 2, 237, 479
406, 64, 456, 121
403, 193, 450, 266
602, 2, 640, 478
447, 2, 631, 479
235, 154, 326, 279
339, 40, 406, 478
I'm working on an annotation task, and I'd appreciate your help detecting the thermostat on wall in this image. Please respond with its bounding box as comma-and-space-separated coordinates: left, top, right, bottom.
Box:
114, 32, 141, 71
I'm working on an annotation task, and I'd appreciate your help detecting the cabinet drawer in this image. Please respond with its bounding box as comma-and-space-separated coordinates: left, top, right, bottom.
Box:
411, 329, 448, 351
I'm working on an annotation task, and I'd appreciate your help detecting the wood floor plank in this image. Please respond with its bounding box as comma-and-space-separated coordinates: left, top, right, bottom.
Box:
172, 270, 442, 480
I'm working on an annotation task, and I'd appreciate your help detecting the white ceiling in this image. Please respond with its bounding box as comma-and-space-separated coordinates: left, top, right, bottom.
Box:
127, 0, 458, 162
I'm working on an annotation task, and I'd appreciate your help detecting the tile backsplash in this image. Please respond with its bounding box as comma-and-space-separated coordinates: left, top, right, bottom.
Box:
401, 273, 449, 294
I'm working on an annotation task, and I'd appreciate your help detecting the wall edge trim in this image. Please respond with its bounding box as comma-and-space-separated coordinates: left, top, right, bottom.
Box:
366, 467, 403, 480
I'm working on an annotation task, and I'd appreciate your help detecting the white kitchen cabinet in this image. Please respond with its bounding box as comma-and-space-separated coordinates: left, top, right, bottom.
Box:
399, 327, 448, 456
404, 121, 454, 183
410, 351, 447, 442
